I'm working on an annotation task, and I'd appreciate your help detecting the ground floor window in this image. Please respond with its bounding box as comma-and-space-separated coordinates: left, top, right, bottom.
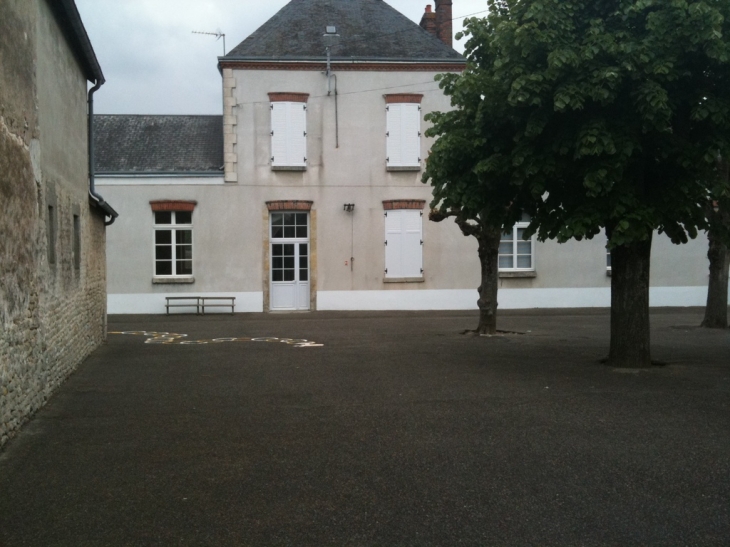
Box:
499, 213, 534, 271
154, 211, 193, 277
384, 209, 423, 279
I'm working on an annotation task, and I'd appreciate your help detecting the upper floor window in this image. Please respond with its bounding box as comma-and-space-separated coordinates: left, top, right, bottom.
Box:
385, 94, 423, 171
269, 92, 308, 170
499, 213, 534, 271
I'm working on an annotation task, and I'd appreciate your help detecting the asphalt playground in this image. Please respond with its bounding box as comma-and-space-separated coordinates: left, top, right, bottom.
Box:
0, 308, 729, 546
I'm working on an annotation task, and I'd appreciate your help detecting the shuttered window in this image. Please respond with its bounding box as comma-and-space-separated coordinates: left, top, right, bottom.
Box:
271, 101, 307, 168
386, 103, 421, 169
384, 209, 423, 278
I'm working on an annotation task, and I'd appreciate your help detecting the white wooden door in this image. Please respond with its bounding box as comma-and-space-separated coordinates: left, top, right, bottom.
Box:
270, 212, 310, 310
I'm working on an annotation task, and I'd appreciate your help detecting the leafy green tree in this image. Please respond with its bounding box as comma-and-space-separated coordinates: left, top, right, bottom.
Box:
424, 64, 526, 335
429, 0, 730, 366
702, 177, 730, 328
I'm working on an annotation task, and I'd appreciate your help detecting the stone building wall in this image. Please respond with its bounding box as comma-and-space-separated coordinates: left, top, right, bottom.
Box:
0, 0, 107, 448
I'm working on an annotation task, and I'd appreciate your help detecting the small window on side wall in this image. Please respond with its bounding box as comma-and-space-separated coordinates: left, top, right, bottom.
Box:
47, 205, 56, 265
73, 214, 81, 270
499, 213, 534, 271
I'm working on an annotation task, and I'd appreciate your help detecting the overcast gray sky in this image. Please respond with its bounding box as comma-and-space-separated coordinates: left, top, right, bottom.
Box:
75, 0, 487, 115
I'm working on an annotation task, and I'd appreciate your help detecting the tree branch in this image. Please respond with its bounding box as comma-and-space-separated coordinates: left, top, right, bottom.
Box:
429, 208, 482, 238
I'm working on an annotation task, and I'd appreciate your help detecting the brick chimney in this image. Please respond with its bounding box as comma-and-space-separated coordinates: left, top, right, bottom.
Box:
435, 0, 453, 48
419, 5, 438, 38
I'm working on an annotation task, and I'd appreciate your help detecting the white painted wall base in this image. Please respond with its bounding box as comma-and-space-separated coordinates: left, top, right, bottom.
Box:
108, 286, 717, 314
316, 286, 712, 311
108, 292, 264, 314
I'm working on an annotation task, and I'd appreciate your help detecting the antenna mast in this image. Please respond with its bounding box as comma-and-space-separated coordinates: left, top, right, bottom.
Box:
192, 29, 226, 55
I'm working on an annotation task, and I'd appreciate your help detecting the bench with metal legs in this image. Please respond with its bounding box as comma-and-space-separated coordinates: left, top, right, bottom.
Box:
164, 296, 235, 315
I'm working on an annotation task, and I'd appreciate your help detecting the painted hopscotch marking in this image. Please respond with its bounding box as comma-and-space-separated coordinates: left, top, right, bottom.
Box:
108, 331, 324, 347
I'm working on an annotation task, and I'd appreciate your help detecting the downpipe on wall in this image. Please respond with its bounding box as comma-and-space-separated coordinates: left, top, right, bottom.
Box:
325, 46, 339, 148
87, 79, 118, 226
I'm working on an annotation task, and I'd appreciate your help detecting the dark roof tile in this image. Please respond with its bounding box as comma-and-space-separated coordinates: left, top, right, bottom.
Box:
94, 115, 223, 174
225, 0, 463, 61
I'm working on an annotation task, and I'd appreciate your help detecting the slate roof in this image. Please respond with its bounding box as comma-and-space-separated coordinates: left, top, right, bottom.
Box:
224, 0, 463, 62
94, 115, 223, 174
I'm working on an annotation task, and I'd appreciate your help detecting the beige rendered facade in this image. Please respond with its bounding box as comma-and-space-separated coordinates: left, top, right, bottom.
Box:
99, 0, 721, 315
100, 67, 715, 314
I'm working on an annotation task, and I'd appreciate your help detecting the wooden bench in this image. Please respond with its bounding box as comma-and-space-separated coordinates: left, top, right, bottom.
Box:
200, 296, 235, 315
165, 296, 201, 315
165, 296, 235, 315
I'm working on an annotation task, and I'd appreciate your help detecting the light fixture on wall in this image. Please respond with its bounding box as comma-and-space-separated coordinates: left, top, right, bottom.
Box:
343, 204, 355, 272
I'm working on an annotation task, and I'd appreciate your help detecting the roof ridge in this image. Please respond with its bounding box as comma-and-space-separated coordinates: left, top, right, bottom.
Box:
224, 0, 463, 62
95, 114, 223, 118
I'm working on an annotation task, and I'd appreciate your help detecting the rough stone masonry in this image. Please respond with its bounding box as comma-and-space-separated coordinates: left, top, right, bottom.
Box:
1, 0, 108, 448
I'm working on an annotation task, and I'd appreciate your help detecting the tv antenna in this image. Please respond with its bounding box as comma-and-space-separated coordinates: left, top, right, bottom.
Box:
192, 29, 226, 55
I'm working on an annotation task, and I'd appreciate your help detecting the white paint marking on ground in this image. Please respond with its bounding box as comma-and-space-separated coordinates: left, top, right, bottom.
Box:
109, 331, 323, 348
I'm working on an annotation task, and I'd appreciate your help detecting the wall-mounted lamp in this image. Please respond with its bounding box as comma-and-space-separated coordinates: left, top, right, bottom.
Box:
343, 204, 355, 271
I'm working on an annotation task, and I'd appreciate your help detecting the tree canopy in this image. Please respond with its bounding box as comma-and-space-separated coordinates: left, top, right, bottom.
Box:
424, 0, 730, 364
442, 0, 730, 246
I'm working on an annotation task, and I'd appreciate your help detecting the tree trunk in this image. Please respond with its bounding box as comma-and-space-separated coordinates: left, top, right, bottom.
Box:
608, 235, 653, 368
702, 229, 730, 329
475, 229, 501, 335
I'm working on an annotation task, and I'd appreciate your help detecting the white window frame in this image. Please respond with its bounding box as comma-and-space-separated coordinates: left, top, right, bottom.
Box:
386, 103, 421, 170
499, 215, 535, 272
384, 209, 423, 281
270, 101, 307, 170
153, 211, 193, 278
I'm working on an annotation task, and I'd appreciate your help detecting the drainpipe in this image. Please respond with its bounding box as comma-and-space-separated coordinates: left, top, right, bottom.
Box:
87, 78, 118, 226
325, 46, 339, 149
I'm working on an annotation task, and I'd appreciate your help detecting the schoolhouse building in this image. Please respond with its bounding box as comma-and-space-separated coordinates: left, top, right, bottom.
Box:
96, 0, 715, 314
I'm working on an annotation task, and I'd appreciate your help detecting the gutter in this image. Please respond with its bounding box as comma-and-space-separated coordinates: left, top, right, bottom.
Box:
219, 56, 465, 64
88, 80, 118, 226
96, 171, 224, 178
48, 0, 118, 226
51, 0, 105, 83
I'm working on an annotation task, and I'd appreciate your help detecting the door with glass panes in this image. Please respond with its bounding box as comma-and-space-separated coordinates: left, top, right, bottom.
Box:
270, 212, 310, 310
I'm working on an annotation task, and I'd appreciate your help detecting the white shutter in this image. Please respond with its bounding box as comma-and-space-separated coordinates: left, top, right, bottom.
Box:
386, 103, 421, 168
287, 102, 307, 167
384, 210, 403, 278
271, 102, 307, 167
402, 210, 423, 277
384, 210, 423, 278
401, 104, 421, 167
270, 102, 288, 167
386, 104, 403, 167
